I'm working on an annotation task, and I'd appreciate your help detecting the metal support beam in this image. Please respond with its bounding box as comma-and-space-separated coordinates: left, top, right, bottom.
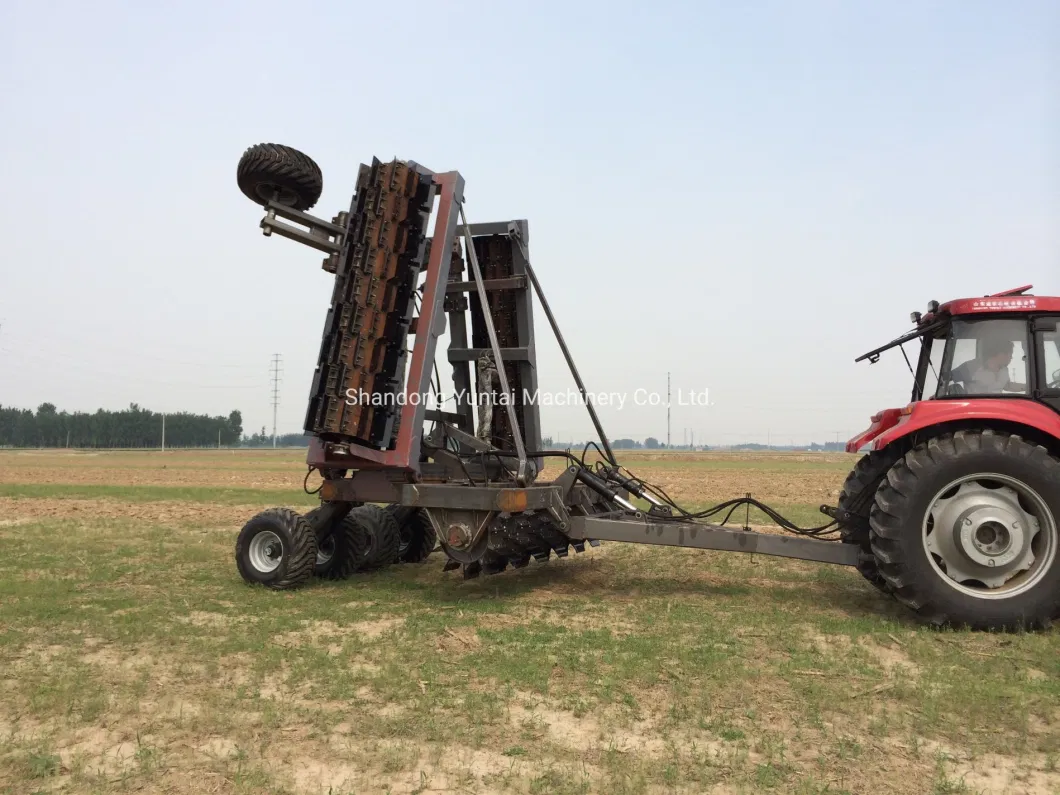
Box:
448, 346, 532, 362
401, 484, 563, 512
424, 409, 465, 425
261, 216, 343, 254
569, 516, 860, 567
446, 277, 527, 293
260, 200, 345, 254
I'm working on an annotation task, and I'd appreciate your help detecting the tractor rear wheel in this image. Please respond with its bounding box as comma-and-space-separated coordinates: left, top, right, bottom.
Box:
235, 508, 317, 590
870, 430, 1060, 630
838, 448, 902, 595
236, 143, 323, 211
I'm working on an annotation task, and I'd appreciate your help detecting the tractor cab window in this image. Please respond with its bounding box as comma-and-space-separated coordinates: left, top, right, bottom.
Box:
921, 334, 946, 398
1039, 318, 1060, 392
935, 318, 1030, 398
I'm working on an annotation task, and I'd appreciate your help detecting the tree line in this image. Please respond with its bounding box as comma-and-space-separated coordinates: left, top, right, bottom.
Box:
240, 427, 313, 447
0, 403, 244, 448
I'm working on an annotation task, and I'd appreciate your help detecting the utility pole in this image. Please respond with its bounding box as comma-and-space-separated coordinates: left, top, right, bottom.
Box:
666, 372, 671, 449
690, 429, 694, 450
218, 427, 222, 449
270, 354, 283, 448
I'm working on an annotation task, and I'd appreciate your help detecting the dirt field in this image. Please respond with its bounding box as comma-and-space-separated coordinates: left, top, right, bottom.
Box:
0, 449, 1057, 794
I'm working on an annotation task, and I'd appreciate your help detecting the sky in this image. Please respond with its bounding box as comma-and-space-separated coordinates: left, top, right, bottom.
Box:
1, 0, 1057, 446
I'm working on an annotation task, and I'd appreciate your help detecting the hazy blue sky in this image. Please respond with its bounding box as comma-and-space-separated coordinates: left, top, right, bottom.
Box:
1, 0, 1056, 445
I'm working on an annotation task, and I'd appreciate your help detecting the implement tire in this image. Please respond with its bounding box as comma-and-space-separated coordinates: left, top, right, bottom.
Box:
385, 505, 438, 563
350, 505, 400, 571
305, 506, 365, 580
235, 508, 317, 591
236, 143, 323, 211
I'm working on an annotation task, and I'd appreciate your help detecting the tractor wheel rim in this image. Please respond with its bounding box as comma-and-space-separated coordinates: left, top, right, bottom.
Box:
316, 535, 336, 566
248, 530, 284, 573
254, 183, 299, 206
922, 473, 1056, 599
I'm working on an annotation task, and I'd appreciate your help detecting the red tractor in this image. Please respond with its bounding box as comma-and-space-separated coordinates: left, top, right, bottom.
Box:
836, 286, 1060, 630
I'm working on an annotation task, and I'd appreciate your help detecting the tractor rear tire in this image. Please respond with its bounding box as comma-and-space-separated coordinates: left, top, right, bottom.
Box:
869, 430, 1060, 631
350, 505, 401, 571
385, 505, 438, 563
235, 508, 317, 590
838, 448, 903, 595
236, 143, 323, 211
305, 506, 366, 580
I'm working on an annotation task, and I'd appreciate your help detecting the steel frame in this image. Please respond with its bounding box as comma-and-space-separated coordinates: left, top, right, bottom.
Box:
250, 157, 859, 572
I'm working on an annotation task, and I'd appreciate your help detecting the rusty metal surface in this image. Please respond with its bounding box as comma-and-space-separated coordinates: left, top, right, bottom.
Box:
303, 170, 463, 474
468, 235, 524, 451
304, 158, 433, 449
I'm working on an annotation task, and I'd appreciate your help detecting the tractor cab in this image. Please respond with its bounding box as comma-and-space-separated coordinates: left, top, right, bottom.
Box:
919, 313, 1059, 405
847, 286, 1060, 454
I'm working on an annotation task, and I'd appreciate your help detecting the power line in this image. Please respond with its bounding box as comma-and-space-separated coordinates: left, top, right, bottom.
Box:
270, 354, 283, 448
0, 328, 261, 369
0, 348, 264, 388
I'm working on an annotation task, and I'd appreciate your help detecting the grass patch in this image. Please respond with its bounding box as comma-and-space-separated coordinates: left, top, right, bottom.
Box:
0, 451, 1056, 793
0, 482, 318, 505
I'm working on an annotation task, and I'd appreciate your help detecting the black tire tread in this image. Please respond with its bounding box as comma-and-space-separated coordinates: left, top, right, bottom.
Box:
335, 512, 373, 575
236, 143, 323, 211
354, 504, 401, 571
234, 508, 317, 591
385, 505, 438, 563
837, 448, 903, 594
869, 430, 1060, 631
306, 506, 367, 580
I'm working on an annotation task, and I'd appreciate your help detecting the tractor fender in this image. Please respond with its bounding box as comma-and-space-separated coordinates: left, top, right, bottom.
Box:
865, 399, 1060, 454
845, 408, 904, 453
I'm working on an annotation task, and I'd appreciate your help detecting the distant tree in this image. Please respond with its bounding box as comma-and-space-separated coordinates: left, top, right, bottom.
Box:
240, 430, 311, 447
644, 437, 660, 449
228, 410, 243, 440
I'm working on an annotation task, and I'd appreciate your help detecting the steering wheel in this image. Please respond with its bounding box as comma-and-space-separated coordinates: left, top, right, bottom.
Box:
944, 382, 966, 397
1049, 369, 1060, 390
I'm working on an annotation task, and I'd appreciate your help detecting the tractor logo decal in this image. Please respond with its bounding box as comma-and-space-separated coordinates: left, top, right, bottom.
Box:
971, 298, 1037, 310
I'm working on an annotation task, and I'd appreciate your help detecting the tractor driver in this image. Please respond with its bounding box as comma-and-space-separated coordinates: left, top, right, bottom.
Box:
966, 337, 1028, 395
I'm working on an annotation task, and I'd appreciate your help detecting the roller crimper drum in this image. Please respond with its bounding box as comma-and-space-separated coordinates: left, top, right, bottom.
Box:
304, 158, 435, 449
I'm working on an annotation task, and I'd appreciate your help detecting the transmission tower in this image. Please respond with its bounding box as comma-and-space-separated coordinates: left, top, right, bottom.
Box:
666, 372, 671, 449
270, 354, 283, 448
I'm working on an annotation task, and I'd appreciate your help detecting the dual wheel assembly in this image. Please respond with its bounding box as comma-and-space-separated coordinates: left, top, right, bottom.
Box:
235, 503, 437, 590
838, 429, 1060, 630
